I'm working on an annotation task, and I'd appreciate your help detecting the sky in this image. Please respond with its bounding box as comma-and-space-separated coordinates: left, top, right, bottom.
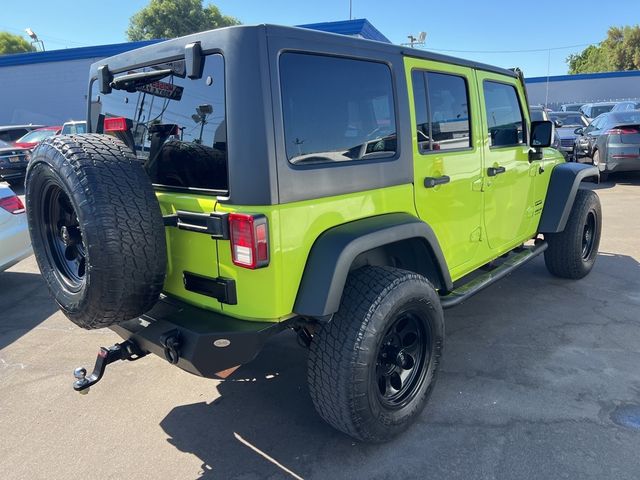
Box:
3, 0, 639, 77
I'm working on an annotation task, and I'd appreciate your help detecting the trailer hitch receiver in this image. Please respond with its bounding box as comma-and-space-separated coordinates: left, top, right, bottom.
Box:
73, 340, 147, 394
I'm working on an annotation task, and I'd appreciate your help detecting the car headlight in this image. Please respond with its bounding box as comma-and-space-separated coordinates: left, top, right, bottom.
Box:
25, 152, 31, 161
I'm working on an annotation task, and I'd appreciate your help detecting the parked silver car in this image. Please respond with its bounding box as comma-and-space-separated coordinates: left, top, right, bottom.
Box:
0, 183, 31, 271
548, 111, 590, 159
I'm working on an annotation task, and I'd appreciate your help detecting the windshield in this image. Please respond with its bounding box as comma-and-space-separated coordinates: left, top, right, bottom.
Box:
0, 139, 10, 148
90, 54, 227, 192
591, 105, 614, 117
17, 129, 57, 143
549, 113, 587, 127
612, 112, 640, 124
530, 109, 545, 122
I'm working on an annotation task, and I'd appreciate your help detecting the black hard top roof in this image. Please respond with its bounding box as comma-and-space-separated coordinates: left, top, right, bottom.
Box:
92, 24, 518, 79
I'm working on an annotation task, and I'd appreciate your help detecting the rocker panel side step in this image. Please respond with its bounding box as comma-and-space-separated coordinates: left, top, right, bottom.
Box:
440, 241, 548, 309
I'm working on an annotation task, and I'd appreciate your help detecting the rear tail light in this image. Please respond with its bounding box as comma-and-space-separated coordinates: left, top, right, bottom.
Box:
606, 127, 639, 135
228, 213, 269, 269
0, 195, 25, 214
104, 117, 129, 132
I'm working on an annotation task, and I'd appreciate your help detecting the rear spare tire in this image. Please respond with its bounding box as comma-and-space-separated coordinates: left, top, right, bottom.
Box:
26, 134, 167, 329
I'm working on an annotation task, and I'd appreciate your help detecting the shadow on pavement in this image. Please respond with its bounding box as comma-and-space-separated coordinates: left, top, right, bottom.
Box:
159, 251, 640, 479
591, 171, 640, 190
0, 269, 58, 351
160, 332, 360, 479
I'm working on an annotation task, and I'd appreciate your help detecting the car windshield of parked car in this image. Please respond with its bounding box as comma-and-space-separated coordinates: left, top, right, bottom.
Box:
530, 109, 544, 122
550, 113, 587, 127
591, 105, 614, 117
17, 129, 57, 143
612, 112, 640, 124
0, 139, 11, 148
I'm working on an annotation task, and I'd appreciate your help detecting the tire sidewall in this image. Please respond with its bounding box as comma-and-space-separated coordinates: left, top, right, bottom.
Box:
576, 191, 601, 270
26, 157, 93, 316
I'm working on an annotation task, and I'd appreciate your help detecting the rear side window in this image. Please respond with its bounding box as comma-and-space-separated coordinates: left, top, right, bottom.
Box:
90, 54, 227, 192
483, 81, 525, 147
0, 128, 28, 142
412, 70, 471, 152
280, 53, 397, 165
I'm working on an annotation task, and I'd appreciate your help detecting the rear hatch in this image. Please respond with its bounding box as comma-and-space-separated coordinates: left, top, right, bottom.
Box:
89, 54, 228, 311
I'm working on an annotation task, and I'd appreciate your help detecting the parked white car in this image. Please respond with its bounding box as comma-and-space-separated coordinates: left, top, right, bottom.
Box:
0, 183, 31, 271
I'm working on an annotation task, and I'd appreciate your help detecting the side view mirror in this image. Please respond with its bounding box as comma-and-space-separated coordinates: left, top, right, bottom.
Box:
554, 119, 563, 128
529, 120, 553, 162
574, 127, 584, 135
530, 120, 553, 147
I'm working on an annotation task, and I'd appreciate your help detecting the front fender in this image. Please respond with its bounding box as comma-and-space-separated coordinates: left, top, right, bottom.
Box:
538, 162, 599, 233
293, 213, 451, 318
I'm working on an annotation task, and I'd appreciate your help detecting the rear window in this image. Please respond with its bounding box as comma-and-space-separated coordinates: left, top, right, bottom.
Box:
591, 105, 614, 117
280, 53, 397, 165
90, 54, 227, 193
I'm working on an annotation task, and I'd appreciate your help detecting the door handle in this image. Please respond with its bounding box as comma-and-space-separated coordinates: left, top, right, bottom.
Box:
487, 166, 506, 177
424, 175, 450, 188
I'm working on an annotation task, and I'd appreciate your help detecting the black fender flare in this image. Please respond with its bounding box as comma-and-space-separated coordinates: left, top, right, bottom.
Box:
538, 162, 599, 233
293, 213, 452, 318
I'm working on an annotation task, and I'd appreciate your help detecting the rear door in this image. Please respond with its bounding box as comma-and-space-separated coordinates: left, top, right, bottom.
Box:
405, 58, 484, 277
476, 73, 536, 251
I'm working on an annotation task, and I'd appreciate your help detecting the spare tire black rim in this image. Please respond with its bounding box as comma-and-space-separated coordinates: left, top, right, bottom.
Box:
582, 211, 596, 260
374, 309, 430, 409
42, 183, 86, 291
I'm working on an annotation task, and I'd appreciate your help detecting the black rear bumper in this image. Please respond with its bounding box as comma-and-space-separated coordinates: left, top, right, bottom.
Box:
110, 296, 288, 378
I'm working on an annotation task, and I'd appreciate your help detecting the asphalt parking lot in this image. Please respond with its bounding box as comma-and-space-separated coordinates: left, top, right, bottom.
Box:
1, 174, 639, 480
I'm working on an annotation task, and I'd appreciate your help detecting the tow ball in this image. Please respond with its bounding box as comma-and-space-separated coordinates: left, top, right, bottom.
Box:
73, 340, 147, 394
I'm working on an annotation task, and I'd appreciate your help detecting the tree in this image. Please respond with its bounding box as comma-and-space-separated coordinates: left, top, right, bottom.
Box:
0, 32, 35, 55
126, 0, 240, 41
567, 25, 640, 74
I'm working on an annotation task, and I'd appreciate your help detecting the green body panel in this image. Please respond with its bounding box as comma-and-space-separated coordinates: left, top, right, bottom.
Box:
404, 58, 484, 280
156, 59, 564, 324
157, 185, 417, 322
404, 58, 564, 282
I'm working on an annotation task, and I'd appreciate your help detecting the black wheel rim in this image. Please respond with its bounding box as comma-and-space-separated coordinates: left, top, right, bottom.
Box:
41, 183, 86, 291
581, 211, 596, 260
374, 309, 431, 409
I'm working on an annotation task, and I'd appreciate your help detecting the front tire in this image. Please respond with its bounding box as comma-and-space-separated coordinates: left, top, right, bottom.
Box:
544, 189, 602, 279
307, 266, 444, 443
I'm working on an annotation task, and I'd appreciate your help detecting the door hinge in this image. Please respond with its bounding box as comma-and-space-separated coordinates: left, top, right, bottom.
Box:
470, 226, 482, 242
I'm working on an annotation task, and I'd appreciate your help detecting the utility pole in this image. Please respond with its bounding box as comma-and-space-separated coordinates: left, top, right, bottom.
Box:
349, 0, 352, 20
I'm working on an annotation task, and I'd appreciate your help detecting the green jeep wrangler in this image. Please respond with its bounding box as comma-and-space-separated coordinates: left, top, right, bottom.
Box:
25, 25, 601, 443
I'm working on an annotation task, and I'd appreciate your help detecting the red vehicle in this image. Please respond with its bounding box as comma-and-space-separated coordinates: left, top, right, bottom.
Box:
13, 126, 61, 150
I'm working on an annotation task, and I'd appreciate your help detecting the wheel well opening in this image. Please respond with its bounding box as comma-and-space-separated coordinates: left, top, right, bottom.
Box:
350, 238, 445, 291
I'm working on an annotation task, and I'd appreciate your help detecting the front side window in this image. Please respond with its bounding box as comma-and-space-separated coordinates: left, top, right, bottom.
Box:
90, 54, 227, 192
483, 81, 525, 147
412, 70, 471, 152
280, 53, 397, 165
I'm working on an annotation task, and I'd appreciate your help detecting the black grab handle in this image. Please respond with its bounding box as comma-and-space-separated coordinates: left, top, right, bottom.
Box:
424, 175, 451, 188
487, 166, 506, 177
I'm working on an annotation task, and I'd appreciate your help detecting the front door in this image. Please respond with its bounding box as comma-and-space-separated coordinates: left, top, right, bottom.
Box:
476, 73, 536, 251
405, 58, 483, 278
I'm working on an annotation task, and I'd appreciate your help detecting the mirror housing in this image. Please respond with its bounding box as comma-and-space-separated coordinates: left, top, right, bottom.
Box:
574, 127, 584, 135
554, 119, 563, 128
529, 120, 553, 162
530, 120, 553, 147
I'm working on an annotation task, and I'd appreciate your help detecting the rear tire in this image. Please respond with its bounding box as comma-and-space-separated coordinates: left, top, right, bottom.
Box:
307, 266, 444, 443
544, 189, 601, 279
26, 134, 167, 329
